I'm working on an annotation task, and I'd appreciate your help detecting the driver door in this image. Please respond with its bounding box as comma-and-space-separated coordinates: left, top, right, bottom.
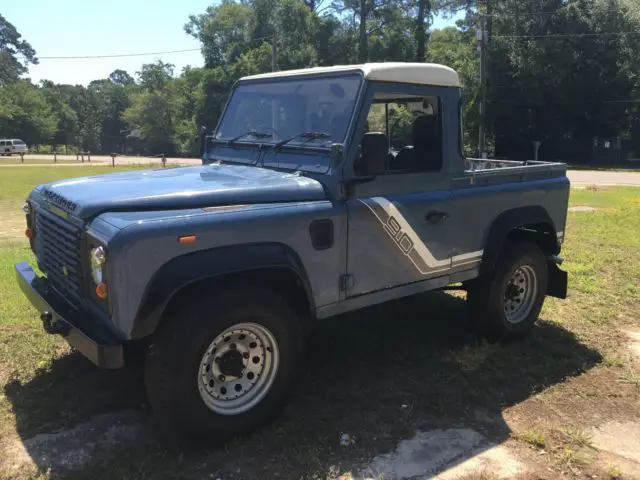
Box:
346, 91, 454, 297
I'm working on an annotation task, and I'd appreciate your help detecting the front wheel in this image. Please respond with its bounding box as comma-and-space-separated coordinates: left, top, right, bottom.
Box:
468, 241, 548, 341
145, 286, 303, 442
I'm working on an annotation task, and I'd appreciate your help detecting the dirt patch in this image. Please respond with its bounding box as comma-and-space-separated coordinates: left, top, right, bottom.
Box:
568, 206, 598, 212
360, 429, 526, 479
626, 331, 640, 359
0, 410, 150, 476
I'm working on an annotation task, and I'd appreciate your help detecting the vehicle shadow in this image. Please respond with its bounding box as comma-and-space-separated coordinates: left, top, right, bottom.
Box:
4, 291, 602, 479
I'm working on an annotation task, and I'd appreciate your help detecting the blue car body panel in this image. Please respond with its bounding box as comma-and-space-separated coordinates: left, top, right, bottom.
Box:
40, 164, 327, 219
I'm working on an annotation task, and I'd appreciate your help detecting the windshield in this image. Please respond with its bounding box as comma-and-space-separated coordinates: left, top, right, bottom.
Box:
215, 74, 362, 147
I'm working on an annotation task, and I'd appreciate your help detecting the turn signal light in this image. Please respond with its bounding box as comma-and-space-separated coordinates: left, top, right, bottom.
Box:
25, 228, 33, 240
95, 282, 109, 300
178, 235, 197, 245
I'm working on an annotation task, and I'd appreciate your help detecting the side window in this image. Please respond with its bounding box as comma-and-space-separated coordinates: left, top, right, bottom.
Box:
364, 94, 443, 173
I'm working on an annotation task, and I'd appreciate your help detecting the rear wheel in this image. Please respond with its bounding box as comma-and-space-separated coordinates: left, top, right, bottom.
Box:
145, 286, 303, 442
468, 241, 548, 341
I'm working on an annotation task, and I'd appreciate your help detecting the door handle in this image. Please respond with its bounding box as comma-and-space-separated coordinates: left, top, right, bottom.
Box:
426, 210, 449, 224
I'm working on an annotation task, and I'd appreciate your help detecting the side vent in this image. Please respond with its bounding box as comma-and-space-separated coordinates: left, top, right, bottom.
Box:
309, 219, 334, 251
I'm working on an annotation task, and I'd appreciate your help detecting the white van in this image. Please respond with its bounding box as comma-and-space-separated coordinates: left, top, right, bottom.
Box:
0, 139, 28, 155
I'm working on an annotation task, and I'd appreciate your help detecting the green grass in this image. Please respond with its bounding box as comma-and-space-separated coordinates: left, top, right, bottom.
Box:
0, 169, 638, 479
0, 166, 167, 379
543, 188, 640, 329
515, 427, 547, 448
0, 166, 166, 446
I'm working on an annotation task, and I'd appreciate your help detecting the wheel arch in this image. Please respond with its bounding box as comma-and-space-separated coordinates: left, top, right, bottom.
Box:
480, 205, 560, 276
131, 242, 315, 339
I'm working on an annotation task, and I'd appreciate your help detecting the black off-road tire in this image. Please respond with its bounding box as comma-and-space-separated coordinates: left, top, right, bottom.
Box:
144, 286, 304, 442
468, 241, 548, 341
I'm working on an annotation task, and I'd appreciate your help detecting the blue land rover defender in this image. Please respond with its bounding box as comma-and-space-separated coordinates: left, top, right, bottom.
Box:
16, 63, 569, 441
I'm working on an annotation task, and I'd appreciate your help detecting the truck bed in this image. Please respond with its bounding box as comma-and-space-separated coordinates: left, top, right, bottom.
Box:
454, 158, 568, 187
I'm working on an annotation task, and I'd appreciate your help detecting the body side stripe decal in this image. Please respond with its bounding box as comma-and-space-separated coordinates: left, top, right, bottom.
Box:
358, 197, 483, 276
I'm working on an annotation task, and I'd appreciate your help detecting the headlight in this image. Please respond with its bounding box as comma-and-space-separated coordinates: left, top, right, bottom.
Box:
90, 246, 106, 284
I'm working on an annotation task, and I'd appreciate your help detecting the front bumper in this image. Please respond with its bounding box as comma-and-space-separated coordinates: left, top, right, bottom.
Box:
15, 262, 124, 368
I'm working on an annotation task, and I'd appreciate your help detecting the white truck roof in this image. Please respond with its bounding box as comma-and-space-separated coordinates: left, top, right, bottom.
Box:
240, 62, 460, 88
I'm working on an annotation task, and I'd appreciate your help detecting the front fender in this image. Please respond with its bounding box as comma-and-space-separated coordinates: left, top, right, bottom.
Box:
130, 242, 314, 339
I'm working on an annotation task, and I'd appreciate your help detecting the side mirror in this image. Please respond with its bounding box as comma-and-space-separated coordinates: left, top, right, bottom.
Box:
359, 132, 388, 176
199, 126, 208, 158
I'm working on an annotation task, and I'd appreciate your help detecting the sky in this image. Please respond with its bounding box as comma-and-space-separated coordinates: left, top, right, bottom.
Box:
5, 0, 461, 86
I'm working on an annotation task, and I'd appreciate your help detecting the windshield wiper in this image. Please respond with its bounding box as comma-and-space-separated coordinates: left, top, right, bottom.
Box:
226, 130, 273, 146
274, 131, 331, 150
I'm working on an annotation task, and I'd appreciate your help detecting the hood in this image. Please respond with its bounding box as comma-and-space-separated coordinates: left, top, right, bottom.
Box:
38, 164, 327, 219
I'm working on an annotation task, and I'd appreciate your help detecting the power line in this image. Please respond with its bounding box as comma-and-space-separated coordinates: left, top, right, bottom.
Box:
479, 6, 629, 18
21, 34, 279, 61
33, 48, 201, 60
492, 31, 640, 39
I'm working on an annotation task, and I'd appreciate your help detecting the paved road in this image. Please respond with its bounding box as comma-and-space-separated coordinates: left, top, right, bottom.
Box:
567, 170, 640, 186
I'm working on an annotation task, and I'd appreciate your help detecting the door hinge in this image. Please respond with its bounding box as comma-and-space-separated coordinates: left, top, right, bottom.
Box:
339, 274, 355, 292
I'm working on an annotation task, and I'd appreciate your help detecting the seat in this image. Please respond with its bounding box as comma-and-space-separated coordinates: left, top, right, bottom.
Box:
413, 115, 442, 171
391, 115, 442, 171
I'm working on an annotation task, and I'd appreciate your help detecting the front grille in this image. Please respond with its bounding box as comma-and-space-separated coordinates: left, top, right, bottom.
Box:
36, 211, 83, 305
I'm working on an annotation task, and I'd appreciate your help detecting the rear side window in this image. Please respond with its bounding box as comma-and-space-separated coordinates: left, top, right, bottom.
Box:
0, 141, 5, 147
364, 94, 443, 173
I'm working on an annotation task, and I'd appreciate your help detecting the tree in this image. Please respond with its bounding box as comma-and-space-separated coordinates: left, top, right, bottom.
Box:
0, 81, 56, 144
137, 61, 175, 93
415, 0, 431, 60
483, 0, 640, 159
332, 0, 410, 62
185, 1, 256, 68
123, 92, 176, 155
0, 14, 38, 85
124, 62, 179, 154
108, 69, 135, 86
428, 26, 479, 153
40, 81, 80, 149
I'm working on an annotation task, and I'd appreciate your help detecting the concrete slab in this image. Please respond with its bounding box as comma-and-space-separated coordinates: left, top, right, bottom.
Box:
592, 421, 640, 465
360, 429, 526, 480
0, 410, 149, 474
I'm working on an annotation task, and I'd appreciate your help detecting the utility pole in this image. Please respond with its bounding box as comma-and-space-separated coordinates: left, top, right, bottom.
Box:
477, 0, 493, 159
477, 13, 487, 159
271, 36, 277, 72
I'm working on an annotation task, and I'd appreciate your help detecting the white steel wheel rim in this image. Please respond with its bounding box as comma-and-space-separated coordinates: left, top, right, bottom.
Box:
503, 265, 538, 325
197, 322, 280, 416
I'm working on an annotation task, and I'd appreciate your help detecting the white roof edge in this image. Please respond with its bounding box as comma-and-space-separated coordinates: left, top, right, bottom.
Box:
239, 62, 460, 88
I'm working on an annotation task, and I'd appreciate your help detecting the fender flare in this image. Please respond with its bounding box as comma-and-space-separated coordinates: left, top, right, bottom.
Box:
480, 205, 559, 275
130, 242, 314, 339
